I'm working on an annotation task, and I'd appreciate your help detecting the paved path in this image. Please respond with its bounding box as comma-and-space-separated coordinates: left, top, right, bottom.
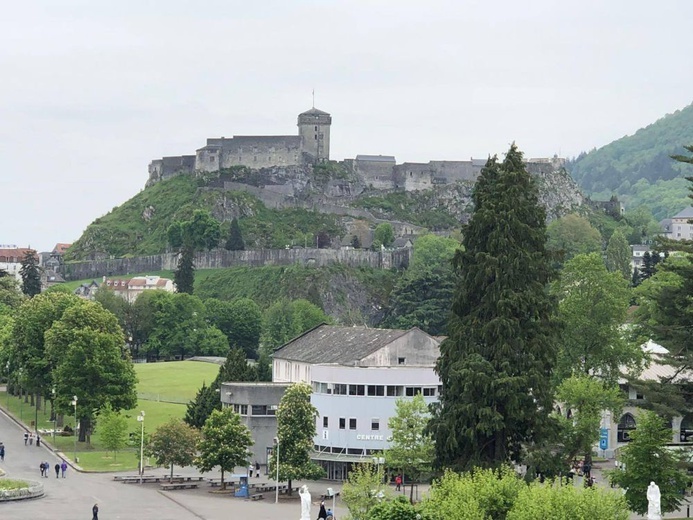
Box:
0, 406, 349, 519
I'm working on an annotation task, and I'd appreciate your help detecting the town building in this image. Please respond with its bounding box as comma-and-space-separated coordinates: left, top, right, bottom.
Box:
101, 275, 175, 302
660, 206, 693, 240
220, 324, 442, 479
0, 245, 36, 282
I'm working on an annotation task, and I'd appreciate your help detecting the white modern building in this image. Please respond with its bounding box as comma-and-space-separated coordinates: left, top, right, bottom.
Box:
221, 324, 442, 479
660, 206, 693, 241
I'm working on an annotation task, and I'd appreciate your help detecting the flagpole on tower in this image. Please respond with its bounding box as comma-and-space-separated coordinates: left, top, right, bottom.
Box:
312, 89, 315, 108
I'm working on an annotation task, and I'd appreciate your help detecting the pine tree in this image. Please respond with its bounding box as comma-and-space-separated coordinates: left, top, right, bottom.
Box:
174, 247, 195, 294
225, 217, 245, 251
429, 144, 559, 471
183, 383, 220, 429
19, 250, 41, 297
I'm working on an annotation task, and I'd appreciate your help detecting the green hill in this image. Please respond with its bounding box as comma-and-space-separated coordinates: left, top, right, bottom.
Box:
567, 103, 693, 219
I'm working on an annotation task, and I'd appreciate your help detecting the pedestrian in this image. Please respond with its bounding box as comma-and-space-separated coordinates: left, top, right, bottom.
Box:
36, 434, 41, 447
92, 503, 99, 520
0, 443, 5, 461
39, 461, 45, 477
318, 500, 328, 519
255, 461, 260, 478
248, 463, 253, 478
395, 474, 402, 491
29, 433, 34, 446
24, 432, 28, 445
61, 460, 67, 478
326, 508, 334, 520
55, 462, 60, 478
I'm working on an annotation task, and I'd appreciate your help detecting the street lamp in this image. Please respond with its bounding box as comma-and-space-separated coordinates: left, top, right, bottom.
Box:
70, 395, 78, 463
137, 411, 145, 483
274, 436, 280, 504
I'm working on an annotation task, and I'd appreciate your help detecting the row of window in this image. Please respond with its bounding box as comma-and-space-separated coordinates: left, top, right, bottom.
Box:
315, 445, 381, 456
322, 416, 380, 431
312, 382, 438, 397
231, 404, 277, 416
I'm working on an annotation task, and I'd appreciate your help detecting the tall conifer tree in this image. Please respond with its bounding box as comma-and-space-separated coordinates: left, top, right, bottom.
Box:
429, 144, 559, 471
225, 217, 245, 251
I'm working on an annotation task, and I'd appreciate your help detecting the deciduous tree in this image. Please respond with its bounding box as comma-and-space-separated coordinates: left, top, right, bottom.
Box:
546, 214, 602, 261
373, 223, 395, 249
196, 408, 253, 490
98, 404, 129, 460
148, 418, 200, 482
605, 228, 632, 279
387, 394, 434, 503
607, 411, 689, 515
269, 382, 324, 494
341, 462, 389, 520
429, 145, 560, 471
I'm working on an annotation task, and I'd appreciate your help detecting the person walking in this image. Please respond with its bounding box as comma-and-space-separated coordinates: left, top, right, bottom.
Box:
28, 433, 34, 446
0, 443, 5, 461
61, 460, 67, 478
39, 462, 46, 477
54, 463, 60, 478
23, 432, 28, 445
395, 474, 402, 491
248, 463, 253, 478
36, 434, 41, 447
92, 503, 99, 520
255, 461, 260, 478
318, 500, 328, 519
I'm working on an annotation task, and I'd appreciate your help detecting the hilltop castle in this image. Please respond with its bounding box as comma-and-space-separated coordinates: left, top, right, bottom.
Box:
147, 107, 565, 190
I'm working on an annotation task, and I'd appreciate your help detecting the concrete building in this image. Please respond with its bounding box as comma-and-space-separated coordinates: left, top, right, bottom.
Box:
660, 206, 693, 240
221, 324, 442, 479
596, 340, 693, 459
102, 275, 175, 302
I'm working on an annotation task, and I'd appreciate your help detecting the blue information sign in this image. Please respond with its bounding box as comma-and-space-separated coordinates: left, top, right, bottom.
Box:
599, 428, 609, 450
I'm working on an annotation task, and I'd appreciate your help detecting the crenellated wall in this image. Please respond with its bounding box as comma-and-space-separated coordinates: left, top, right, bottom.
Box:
60, 248, 412, 281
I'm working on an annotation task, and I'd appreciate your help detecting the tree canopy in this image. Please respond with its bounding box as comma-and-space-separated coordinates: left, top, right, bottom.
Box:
430, 145, 559, 471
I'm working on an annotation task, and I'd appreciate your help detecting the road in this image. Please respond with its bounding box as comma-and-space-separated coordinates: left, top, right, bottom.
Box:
0, 406, 349, 519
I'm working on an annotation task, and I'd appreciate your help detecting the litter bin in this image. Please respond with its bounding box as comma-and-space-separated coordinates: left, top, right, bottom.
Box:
235, 475, 249, 498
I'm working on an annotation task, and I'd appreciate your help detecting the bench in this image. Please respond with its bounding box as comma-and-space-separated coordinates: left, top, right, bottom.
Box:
250, 493, 265, 501
160, 482, 199, 491
321, 491, 340, 500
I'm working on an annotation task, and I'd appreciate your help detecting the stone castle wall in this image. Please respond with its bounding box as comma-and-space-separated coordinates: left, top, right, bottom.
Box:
61, 248, 412, 281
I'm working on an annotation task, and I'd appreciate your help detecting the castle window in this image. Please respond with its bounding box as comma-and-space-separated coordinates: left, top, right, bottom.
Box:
209, 156, 215, 163
314, 125, 318, 131
314, 135, 318, 140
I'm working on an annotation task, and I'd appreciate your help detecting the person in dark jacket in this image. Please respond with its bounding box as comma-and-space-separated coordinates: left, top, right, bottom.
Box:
54, 463, 60, 478
92, 503, 99, 520
318, 500, 328, 519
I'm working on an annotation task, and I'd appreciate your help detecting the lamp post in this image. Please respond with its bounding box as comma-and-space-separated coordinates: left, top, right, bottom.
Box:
51, 387, 57, 442
274, 436, 280, 504
70, 396, 78, 463
137, 411, 145, 483
5, 362, 9, 410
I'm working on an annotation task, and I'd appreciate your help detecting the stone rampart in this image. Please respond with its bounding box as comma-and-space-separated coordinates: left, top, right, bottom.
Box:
61, 248, 411, 281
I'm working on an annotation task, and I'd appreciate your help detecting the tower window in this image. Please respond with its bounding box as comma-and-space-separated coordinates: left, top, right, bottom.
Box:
314, 125, 318, 131
315, 135, 318, 140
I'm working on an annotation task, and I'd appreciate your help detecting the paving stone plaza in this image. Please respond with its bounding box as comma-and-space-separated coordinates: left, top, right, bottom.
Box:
0, 407, 349, 520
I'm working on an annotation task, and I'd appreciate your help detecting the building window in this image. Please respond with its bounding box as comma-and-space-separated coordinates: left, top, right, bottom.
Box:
323, 416, 329, 428
618, 413, 637, 442
371, 418, 380, 431
333, 383, 347, 395
348, 385, 365, 396
405, 387, 422, 396
233, 404, 248, 415
423, 387, 436, 397
314, 125, 318, 131
387, 386, 403, 397
339, 418, 346, 430
635, 393, 644, 400
349, 418, 357, 430
315, 135, 318, 140
367, 385, 384, 396
398, 357, 406, 365
251, 405, 268, 416
209, 156, 215, 163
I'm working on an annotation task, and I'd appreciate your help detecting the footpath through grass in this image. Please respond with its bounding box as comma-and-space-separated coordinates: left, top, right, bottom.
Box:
0, 360, 219, 472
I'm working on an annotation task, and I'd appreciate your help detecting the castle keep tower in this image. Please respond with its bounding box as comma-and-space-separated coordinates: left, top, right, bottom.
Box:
298, 108, 331, 162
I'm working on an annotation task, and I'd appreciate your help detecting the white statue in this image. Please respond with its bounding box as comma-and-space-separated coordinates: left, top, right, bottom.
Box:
647, 481, 661, 520
299, 484, 311, 520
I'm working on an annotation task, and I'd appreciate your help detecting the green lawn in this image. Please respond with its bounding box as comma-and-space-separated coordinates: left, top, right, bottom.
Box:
135, 360, 219, 403
0, 360, 218, 471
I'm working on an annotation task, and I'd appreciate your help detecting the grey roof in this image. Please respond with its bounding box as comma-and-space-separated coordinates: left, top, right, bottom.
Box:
673, 206, 693, 219
273, 324, 410, 364
392, 237, 413, 248
299, 107, 330, 116
355, 154, 396, 163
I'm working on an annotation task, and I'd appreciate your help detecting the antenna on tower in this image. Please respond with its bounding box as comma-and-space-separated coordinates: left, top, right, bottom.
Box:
312, 89, 315, 108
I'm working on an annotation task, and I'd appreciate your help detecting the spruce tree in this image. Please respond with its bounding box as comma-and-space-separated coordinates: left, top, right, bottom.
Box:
174, 247, 195, 294
225, 217, 245, 251
19, 250, 41, 297
429, 144, 559, 471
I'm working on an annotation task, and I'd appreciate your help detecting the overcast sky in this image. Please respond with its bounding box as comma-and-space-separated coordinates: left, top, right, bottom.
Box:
1, 1, 692, 251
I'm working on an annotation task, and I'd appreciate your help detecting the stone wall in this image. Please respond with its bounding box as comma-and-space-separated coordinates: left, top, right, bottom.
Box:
61, 248, 412, 281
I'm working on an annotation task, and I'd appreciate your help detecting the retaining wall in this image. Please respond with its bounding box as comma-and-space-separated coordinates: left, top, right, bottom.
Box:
0, 479, 44, 501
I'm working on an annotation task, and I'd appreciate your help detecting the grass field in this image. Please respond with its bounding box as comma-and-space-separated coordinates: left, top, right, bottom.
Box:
0, 360, 219, 471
